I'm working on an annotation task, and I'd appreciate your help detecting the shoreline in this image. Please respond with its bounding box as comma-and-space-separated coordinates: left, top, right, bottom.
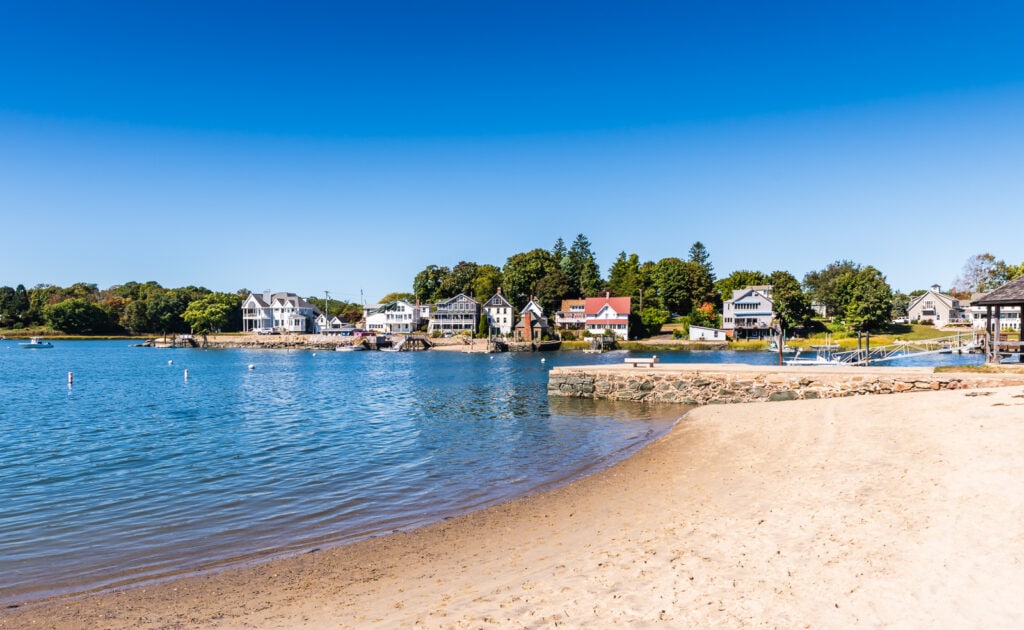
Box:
5, 385, 1024, 627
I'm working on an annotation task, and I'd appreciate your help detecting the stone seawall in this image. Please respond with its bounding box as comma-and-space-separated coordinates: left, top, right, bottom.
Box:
548, 364, 1024, 405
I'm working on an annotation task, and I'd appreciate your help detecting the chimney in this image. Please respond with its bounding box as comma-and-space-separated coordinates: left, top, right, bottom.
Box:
497, 287, 502, 295
523, 311, 533, 342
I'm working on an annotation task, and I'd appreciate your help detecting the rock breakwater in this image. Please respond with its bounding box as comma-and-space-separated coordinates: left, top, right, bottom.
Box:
548, 364, 1024, 405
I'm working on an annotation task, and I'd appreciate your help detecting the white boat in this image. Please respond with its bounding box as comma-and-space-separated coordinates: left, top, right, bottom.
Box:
20, 337, 53, 349
784, 347, 843, 366
767, 341, 795, 353
336, 344, 365, 352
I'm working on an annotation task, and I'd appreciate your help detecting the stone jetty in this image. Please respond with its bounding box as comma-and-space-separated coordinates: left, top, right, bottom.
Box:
548, 363, 1024, 405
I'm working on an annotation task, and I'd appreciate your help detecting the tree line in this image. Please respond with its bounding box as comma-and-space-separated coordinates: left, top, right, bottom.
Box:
3, 245, 1017, 337
0, 282, 244, 335
410, 237, 1022, 335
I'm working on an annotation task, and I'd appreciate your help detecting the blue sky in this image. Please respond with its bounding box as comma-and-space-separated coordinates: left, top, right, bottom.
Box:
2, 2, 1023, 302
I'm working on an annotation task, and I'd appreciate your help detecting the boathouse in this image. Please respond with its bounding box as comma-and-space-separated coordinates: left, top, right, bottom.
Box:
970, 276, 1024, 363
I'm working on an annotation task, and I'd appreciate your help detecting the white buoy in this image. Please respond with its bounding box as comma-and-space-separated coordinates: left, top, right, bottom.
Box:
248, 364, 255, 370
184, 369, 189, 380
168, 359, 173, 365
540, 358, 546, 363
68, 371, 73, 385
312, 352, 317, 357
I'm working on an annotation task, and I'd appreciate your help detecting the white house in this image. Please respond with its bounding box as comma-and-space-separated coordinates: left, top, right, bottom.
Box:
689, 325, 727, 341
722, 285, 774, 339
967, 292, 1021, 332
907, 285, 966, 327
584, 295, 631, 340
242, 292, 321, 333
483, 289, 515, 336
314, 313, 349, 333
364, 300, 423, 334
428, 293, 481, 334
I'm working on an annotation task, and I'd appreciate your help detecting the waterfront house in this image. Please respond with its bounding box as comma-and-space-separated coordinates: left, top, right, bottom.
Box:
483, 289, 515, 336
907, 285, 967, 327
242, 292, 321, 333
584, 295, 631, 340
314, 313, 349, 333
427, 293, 481, 335
689, 325, 727, 341
968, 292, 1022, 332
365, 300, 423, 334
722, 285, 774, 340
514, 298, 551, 341
554, 299, 587, 331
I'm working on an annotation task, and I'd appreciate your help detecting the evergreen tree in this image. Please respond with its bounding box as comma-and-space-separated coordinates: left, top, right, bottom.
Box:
566, 233, 602, 297
478, 311, 489, 337
688, 241, 715, 282
551, 237, 567, 264
607, 252, 641, 298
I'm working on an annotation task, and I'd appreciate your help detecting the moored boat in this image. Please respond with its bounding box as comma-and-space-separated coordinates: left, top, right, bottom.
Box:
20, 336, 53, 349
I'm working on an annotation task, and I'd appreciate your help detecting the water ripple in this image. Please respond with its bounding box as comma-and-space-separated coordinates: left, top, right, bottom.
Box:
0, 341, 685, 604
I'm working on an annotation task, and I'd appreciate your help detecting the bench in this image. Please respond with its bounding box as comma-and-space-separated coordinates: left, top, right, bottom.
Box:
624, 356, 659, 368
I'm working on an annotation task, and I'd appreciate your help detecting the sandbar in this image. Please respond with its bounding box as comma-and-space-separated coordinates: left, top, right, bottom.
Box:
4, 385, 1024, 628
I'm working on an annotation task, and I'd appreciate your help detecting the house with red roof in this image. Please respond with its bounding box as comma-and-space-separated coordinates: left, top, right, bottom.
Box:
584, 294, 631, 340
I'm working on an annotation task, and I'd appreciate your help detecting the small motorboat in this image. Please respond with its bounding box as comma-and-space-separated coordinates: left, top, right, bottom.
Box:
20, 337, 53, 349
767, 341, 795, 353
336, 344, 365, 352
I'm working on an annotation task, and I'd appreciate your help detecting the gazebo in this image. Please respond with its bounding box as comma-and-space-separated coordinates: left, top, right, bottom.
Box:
971, 276, 1024, 363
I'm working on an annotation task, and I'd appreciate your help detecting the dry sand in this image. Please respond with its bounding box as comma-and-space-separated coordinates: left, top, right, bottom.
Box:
4, 385, 1024, 628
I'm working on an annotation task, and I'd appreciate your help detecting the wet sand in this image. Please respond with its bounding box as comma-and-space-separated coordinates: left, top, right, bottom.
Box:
4, 385, 1024, 628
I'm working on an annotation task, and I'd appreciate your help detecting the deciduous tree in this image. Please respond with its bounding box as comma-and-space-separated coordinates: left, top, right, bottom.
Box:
803, 260, 861, 318
501, 249, 559, 309
43, 298, 114, 334
768, 270, 813, 332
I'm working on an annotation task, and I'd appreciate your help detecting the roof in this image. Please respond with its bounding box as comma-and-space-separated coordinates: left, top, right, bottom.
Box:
727, 286, 773, 305
907, 290, 958, 311
971, 277, 1024, 306
585, 296, 631, 317
436, 293, 480, 306
484, 293, 512, 308
246, 292, 321, 315
520, 300, 544, 316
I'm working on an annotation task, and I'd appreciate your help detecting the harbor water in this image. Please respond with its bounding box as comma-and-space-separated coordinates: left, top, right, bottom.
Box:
0, 340, 983, 604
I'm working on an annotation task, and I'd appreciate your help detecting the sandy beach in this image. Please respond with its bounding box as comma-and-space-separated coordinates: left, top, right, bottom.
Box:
4, 384, 1024, 628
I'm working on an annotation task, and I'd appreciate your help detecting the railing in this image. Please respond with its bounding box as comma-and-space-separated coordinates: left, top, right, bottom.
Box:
791, 333, 981, 366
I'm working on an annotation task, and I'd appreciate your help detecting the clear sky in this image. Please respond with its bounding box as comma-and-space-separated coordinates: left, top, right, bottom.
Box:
2, 1, 1023, 302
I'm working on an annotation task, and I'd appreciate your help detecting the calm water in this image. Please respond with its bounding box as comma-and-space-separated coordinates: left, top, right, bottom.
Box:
0, 341, 685, 604
0, 341, 984, 604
